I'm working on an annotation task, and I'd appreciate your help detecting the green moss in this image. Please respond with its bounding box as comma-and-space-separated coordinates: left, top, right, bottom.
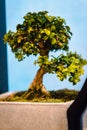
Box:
0, 89, 79, 102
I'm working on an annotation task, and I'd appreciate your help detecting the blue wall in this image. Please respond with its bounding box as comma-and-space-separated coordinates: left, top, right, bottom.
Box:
0, 0, 8, 93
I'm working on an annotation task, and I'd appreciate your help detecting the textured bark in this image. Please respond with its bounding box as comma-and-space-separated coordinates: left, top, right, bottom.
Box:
29, 66, 46, 91
24, 41, 50, 99
24, 66, 50, 99
37, 40, 51, 56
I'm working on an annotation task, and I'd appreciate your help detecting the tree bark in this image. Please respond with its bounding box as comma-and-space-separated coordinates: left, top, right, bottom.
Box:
23, 65, 50, 99
23, 41, 50, 99
67, 78, 87, 130
29, 66, 46, 90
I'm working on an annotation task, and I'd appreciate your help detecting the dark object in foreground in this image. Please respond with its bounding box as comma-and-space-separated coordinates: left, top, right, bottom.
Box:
67, 78, 87, 130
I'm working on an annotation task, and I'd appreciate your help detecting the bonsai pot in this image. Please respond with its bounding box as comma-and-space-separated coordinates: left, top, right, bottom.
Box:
0, 93, 87, 130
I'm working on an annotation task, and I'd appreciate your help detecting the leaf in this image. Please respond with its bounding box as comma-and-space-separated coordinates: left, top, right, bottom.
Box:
17, 36, 23, 43
28, 27, 33, 33
40, 29, 50, 36
51, 25, 56, 31
51, 38, 56, 45
45, 29, 50, 36
15, 52, 24, 61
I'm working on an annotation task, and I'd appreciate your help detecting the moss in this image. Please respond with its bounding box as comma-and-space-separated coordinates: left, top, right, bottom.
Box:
0, 89, 79, 102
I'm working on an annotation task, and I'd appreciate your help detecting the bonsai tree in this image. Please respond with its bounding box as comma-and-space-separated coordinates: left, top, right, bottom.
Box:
4, 11, 87, 99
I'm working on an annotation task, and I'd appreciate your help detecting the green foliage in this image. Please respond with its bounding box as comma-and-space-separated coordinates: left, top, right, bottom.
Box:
35, 52, 87, 85
4, 11, 72, 61
3, 10, 87, 86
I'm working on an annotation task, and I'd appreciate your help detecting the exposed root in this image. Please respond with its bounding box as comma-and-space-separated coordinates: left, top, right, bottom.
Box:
22, 88, 51, 100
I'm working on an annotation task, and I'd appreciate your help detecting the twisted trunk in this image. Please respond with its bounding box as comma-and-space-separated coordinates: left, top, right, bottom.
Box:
29, 66, 46, 91
24, 41, 50, 99
24, 66, 50, 99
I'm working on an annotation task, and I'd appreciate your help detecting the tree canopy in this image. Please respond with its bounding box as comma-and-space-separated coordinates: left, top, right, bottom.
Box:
4, 11, 87, 86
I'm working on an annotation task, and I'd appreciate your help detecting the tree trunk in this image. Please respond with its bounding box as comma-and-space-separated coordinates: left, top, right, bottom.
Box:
23, 42, 50, 99
67, 78, 87, 130
23, 66, 50, 99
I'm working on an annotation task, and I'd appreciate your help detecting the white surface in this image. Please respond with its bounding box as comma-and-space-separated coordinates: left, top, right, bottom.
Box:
0, 95, 87, 130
